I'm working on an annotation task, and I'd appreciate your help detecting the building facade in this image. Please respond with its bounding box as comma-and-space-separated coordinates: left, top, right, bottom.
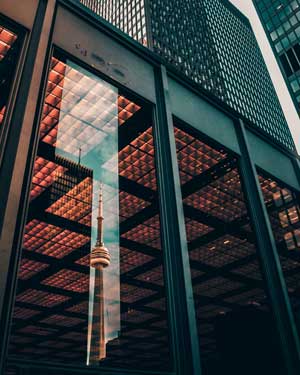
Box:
80, 0, 295, 151
253, 0, 300, 118
1, 1, 300, 375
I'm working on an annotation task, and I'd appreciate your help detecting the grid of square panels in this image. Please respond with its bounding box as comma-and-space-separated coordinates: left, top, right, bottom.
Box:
184, 169, 247, 223
174, 124, 270, 361
119, 127, 157, 190
121, 283, 157, 303
16, 289, 71, 307
120, 247, 154, 273
46, 176, 93, 224
18, 259, 49, 280
119, 191, 151, 219
40, 57, 141, 156
9, 55, 170, 370
0, 26, 17, 61
41, 270, 89, 293
84, 0, 148, 45
190, 235, 255, 268
23, 219, 90, 258
258, 170, 300, 319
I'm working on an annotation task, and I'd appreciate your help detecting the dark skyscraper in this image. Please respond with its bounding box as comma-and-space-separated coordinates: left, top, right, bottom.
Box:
3, 1, 300, 374
80, 0, 295, 151
252, 0, 300, 118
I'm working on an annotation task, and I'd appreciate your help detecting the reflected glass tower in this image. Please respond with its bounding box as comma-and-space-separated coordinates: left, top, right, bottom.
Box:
252, 0, 300, 117
89, 186, 111, 363
80, 0, 295, 151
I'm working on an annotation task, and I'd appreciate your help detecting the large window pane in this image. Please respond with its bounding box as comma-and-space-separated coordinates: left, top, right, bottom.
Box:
174, 123, 284, 375
0, 22, 22, 127
258, 169, 300, 332
7, 53, 171, 371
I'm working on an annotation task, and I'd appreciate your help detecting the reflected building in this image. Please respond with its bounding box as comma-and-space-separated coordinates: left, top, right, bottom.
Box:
89, 186, 111, 363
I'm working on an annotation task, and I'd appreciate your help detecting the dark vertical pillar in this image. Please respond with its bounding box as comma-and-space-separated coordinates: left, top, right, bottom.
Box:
153, 65, 202, 375
235, 119, 300, 375
0, 0, 56, 372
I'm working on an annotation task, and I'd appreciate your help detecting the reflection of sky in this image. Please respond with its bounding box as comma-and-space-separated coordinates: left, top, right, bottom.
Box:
54, 60, 120, 364
55, 61, 119, 162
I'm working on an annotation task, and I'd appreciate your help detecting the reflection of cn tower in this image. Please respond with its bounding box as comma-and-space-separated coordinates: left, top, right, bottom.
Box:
90, 185, 110, 363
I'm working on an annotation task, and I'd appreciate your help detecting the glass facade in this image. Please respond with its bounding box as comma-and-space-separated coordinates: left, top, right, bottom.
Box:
148, 0, 226, 99
7, 52, 171, 371
79, 0, 295, 151
174, 122, 284, 374
80, 0, 148, 45
1, 2, 300, 375
258, 170, 300, 329
253, 0, 300, 117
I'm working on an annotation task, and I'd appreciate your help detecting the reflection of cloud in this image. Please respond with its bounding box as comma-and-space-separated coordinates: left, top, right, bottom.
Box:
56, 61, 118, 163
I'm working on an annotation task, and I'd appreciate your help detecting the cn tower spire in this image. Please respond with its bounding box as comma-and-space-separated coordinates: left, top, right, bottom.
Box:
89, 183, 110, 363
96, 183, 104, 246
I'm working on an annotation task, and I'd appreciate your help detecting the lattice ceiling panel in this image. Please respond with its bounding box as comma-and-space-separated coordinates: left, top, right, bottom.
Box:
196, 304, 230, 319
120, 247, 154, 273
16, 289, 70, 307
279, 256, 300, 272
174, 127, 227, 180
122, 328, 156, 338
121, 283, 156, 303
39, 340, 72, 349
190, 235, 255, 268
40, 314, 85, 327
119, 191, 151, 219
146, 298, 166, 311
46, 176, 92, 224
75, 253, 90, 267
66, 301, 89, 314
135, 266, 164, 286
122, 223, 161, 250
232, 261, 262, 281
24, 219, 89, 258
184, 169, 246, 222
42, 269, 89, 293
122, 310, 156, 324
41, 58, 140, 155
60, 332, 85, 342
224, 288, 266, 306
119, 128, 157, 190
18, 259, 49, 280
258, 175, 281, 205
0, 26, 17, 61
13, 307, 40, 320
18, 325, 59, 336
30, 157, 67, 200
194, 277, 243, 298
185, 218, 213, 242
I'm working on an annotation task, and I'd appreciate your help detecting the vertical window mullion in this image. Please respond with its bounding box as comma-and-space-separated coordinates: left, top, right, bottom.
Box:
153, 64, 202, 375
235, 119, 300, 375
